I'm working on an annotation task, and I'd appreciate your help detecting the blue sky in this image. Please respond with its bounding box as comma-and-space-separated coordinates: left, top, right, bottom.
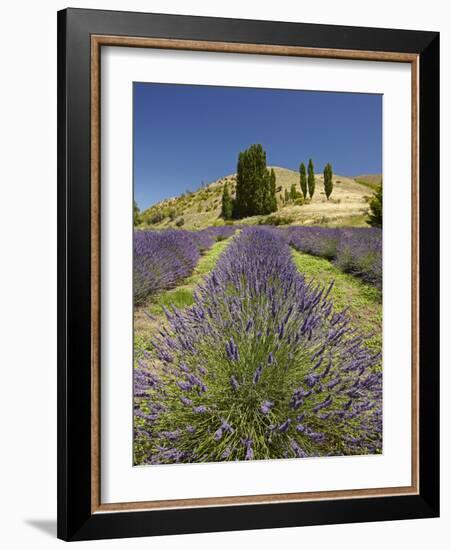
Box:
134, 83, 382, 209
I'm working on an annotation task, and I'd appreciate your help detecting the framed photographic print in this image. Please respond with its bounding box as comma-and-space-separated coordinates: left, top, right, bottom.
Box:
57, 8, 439, 542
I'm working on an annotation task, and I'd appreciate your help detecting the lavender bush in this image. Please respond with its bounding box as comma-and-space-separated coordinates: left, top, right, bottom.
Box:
335, 229, 382, 288
284, 226, 341, 259
134, 230, 200, 305
134, 226, 238, 305
134, 227, 382, 465
189, 225, 237, 252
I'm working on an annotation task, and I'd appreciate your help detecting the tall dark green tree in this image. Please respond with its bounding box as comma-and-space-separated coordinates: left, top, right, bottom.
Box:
284, 188, 290, 203
367, 184, 382, 228
221, 183, 233, 220
234, 144, 275, 217
260, 168, 274, 215
323, 163, 333, 200
269, 168, 278, 213
307, 158, 315, 198
299, 162, 307, 199
290, 183, 298, 201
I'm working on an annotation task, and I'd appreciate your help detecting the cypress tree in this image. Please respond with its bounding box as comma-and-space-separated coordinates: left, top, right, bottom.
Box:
261, 171, 271, 214
284, 188, 290, 203
221, 183, 233, 220
290, 183, 298, 200
323, 163, 333, 200
269, 168, 277, 213
300, 162, 307, 199
234, 144, 271, 217
307, 159, 315, 198
234, 152, 246, 217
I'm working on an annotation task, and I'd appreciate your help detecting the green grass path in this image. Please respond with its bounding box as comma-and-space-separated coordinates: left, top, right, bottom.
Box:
291, 249, 382, 354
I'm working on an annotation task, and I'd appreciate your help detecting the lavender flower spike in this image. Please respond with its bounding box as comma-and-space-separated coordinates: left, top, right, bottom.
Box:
260, 401, 274, 415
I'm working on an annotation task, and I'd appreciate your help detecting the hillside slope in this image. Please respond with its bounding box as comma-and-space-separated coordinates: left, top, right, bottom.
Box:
138, 167, 377, 230
354, 174, 382, 190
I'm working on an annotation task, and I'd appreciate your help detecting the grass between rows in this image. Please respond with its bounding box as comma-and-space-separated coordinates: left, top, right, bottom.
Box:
291, 249, 382, 355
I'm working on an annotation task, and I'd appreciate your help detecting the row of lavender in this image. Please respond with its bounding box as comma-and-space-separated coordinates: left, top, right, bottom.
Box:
134, 226, 237, 305
134, 227, 382, 465
281, 227, 382, 289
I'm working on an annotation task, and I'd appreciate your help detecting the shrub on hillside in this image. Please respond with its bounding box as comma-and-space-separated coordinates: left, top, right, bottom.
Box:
367, 185, 382, 228
148, 211, 165, 225
294, 197, 310, 206
259, 214, 294, 226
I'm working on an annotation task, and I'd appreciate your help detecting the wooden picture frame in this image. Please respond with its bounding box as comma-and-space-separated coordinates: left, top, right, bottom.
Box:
57, 7, 439, 541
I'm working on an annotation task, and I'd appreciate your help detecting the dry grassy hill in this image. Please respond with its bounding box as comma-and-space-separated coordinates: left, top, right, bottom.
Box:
138, 167, 378, 230
354, 174, 382, 190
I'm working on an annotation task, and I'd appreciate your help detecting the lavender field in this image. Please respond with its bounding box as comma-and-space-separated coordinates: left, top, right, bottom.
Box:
283, 226, 382, 289
133, 225, 382, 465
134, 226, 237, 305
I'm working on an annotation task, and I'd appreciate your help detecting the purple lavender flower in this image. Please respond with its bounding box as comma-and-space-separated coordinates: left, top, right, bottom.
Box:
180, 396, 193, 406
176, 380, 192, 391
253, 364, 263, 385
290, 438, 308, 458
221, 419, 233, 433
278, 419, 291, 433
260, 401, 274, 415
305, 373, 319, 388
230, 375, 239, 392
241, 438, 254, 460
327, 378, 340, 389
313, 395, 333, 413
159, 430, 180, 440
226, 337, 240, 361
221, 447, 231, 459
